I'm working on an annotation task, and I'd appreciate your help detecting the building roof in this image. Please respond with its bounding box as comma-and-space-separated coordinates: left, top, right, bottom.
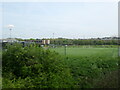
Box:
0, 38, 19, 43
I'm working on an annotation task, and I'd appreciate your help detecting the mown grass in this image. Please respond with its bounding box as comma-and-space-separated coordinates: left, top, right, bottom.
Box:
50, 46, 119, 88
50, 47, 118, 58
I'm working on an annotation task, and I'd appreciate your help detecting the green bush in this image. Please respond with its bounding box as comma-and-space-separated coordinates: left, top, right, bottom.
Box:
2, 43, 76, 88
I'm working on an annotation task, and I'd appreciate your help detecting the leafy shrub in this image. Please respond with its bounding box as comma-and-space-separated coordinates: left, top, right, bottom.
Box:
2, 43, 75, 88
64, 56, 118, 88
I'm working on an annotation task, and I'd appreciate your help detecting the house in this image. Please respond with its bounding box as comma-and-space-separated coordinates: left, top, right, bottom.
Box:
42, 40, 50, 45
0, 38, 20, 48
0, 38, 51, 48
1, 38, 19, 43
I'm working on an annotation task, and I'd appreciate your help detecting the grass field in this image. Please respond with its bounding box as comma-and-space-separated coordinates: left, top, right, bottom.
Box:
50, 47, 118, 58
50, 46, 119, 88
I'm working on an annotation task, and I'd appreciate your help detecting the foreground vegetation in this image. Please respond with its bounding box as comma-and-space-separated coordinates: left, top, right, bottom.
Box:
51, 46, 119, 88
2, 44, 76, 88
2, 44, 119, 88
0, 48, 2, 89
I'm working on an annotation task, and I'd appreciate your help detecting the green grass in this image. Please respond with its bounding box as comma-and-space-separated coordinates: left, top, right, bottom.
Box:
50, 47, 118, 58
50, 46, 119, 88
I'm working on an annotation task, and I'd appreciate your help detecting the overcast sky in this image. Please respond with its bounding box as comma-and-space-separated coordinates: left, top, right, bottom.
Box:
1, 2, 118, 39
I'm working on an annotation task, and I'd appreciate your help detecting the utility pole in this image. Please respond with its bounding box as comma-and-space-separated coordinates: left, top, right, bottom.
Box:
7, 25, 14, 43
7, 24, 14, 39
53, 33, 54, 39
10, 28, 12, 39
53, 33, 55, 48
65, 45, 67, 56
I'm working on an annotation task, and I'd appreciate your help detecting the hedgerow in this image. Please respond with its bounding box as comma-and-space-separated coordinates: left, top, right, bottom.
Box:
2, 43, 76, 88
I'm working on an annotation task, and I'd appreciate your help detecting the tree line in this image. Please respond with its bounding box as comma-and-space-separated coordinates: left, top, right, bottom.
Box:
50, 38, 118, 45
16, 37, 119, 45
